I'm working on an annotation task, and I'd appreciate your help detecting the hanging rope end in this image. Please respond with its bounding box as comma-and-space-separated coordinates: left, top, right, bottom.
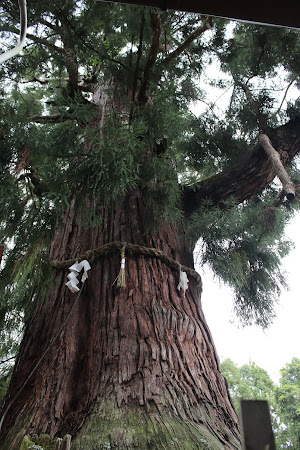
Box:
116, 245, 126, 288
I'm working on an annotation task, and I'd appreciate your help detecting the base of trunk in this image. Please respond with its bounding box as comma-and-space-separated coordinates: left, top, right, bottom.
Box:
72, 398, 241, 450
0, 192, 241, 449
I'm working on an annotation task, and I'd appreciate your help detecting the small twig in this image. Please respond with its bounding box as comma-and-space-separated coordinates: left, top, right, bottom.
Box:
271, 78, 296, 118
0, 356, 15, 366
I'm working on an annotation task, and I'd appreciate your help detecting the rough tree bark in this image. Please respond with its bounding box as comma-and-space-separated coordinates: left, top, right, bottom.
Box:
1, 8, 300, 445
183, 118, 300, 215
1, 116, 300, 450
258, 133, 296, 199
0, 190, 241, 449
1, 119, 300, 448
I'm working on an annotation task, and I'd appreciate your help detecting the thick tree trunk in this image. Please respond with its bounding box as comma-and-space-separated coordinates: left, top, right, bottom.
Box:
0, 190, 241, 449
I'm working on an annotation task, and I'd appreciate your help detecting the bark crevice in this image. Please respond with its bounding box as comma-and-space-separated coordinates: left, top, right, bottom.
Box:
0, 191, 240, 449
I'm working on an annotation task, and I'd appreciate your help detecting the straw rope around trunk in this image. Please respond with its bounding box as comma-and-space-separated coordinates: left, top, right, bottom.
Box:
50, 241, 202, 287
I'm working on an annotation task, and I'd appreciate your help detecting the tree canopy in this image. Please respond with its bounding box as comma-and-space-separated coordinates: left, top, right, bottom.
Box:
0, 3, 300, 443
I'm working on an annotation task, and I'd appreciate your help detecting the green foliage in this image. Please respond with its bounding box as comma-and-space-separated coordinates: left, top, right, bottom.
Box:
221, 358, 276, 413
219, 23, 300, 81
20, 433, 63, 450
0, 0, 300, 393
72, 115, 145, 203
221, 357, 281, 443
0, 360, 14, 405
177, 117, 252, 179
221, 357, 300, 448
275, 358, 300, 448
191, 195, 292, 327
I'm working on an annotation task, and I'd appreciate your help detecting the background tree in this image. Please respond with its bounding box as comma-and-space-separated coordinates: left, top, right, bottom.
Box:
0, 1, 300, 448
220, 359, 279, 433
220, 359, 276, 411
275, 357, 300, 448
220, 357, 300, 448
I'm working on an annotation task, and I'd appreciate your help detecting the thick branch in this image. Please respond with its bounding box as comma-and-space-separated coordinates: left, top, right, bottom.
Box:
38, 17, 59, 33
0, 245, 3, 266
162, 18, 212, 66
27, 32, 62, 53
259, 134, 296, 199
132, 14, 145, 103
137, 12, 161, 104
183, 119, 300, 217
54, 9, 79, 96
29, 114, 72, 124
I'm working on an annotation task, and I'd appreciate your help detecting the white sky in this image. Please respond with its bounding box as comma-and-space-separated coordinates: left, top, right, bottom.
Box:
199, 213, 300, 384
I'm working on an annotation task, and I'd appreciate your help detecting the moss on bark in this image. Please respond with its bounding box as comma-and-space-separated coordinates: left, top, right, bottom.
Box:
72, 400, 241, 449
0, 192, 241, 449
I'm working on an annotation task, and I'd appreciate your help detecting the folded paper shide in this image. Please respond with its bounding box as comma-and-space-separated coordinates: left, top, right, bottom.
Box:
177, 267, 189, 297
66, 260, 91, 293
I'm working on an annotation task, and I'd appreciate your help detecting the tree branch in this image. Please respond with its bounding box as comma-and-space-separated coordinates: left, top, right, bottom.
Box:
0, 356, 15, 366
29, 114, 72, 123
27, 32, 63, 53
161, 18, 212, 66
182, 118, 300, 217
25, 76, 50, 85
236, 80, 269, 132
131, 13, 145, 104
0, 25, 63, 55
137, 11, 162, 105
38, 17, 59, 32
259, 134, 296, 199
58, 16, 79, 96
53, 6, 129, 71
272, 78, 296, 118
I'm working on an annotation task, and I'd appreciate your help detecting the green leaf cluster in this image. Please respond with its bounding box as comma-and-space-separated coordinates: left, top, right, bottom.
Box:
191, 194, 293, 327
275, 358, 300, 448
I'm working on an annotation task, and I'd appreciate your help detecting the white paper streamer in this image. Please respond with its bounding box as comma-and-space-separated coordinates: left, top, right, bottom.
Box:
66, 260, 91, 293
177, 269, 189, 297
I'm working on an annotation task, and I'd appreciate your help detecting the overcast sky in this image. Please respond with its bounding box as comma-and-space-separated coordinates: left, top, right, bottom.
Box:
199, 212, 300, 383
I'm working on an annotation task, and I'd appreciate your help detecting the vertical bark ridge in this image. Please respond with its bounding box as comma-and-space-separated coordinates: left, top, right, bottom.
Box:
0, 189, 240, 449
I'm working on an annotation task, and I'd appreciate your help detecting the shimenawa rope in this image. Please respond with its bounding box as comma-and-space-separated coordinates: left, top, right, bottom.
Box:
50, 241, 202, 286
